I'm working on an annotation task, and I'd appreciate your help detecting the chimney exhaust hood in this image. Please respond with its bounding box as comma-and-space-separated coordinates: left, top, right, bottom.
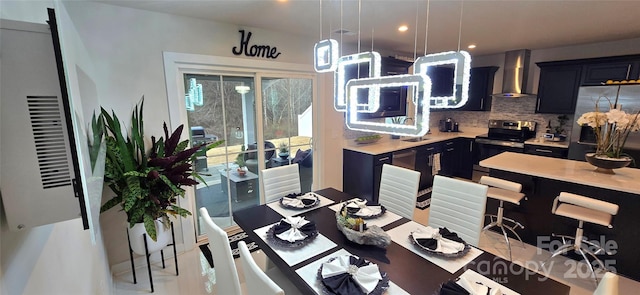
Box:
492, 49, 536, 98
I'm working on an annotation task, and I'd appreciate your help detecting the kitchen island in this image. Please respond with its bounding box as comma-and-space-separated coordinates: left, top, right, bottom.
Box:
480, 152, 640, 281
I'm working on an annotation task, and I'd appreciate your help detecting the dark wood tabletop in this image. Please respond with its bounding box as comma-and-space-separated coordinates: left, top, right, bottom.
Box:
233, 188, 571, 295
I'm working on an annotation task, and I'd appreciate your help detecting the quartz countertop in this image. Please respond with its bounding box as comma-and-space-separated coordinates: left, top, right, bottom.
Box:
344, 127, 487, 155
480, 152, 640, 195
524, 138, 569, 148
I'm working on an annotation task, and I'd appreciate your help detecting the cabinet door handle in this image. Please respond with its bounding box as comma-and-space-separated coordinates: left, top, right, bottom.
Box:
446, 148, 455, 152
626, 64, 632, 80
426, 147, 435, 151
469, 141, 473, 151
480, 98, 484, 109
378, 156, 390, 162
445, 142, 454, 146
536, 99, 541, 111
535, 149, 553, 153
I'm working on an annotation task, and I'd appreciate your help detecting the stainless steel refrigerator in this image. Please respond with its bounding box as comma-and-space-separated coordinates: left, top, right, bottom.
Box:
568, 84, 640, 165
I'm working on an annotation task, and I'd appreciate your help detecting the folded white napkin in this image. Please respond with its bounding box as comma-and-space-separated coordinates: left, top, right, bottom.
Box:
346, 199, 382, 217
275, 216, 310, 242
281, 193, 317, 208
321, 255, 382, 294
412, 226, 465, 254
457, 277, 503, 295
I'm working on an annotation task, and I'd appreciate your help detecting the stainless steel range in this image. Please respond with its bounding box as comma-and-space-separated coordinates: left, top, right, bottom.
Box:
474, 120, 537, 176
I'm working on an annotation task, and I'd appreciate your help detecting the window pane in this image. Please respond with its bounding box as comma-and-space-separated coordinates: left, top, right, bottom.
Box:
262, 77, 313, 193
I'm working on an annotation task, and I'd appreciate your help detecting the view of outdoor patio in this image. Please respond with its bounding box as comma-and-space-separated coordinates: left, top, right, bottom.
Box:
184, 74, 314, 230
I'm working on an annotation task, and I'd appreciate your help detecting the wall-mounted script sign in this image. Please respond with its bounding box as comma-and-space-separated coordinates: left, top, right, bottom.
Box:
232, 30, 281, 59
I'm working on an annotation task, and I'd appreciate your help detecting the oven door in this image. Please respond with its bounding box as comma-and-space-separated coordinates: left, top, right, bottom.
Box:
473, 138, 525, 178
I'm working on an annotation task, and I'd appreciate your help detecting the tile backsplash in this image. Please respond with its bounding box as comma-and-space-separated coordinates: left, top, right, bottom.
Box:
344, 96, 574, 139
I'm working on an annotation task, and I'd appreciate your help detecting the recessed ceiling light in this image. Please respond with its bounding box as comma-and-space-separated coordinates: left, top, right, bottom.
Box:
468, 44, 477, 49
398, 25, 408, 32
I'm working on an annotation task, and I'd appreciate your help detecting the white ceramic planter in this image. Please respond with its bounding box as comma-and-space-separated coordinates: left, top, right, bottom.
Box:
128, 219, 171, 255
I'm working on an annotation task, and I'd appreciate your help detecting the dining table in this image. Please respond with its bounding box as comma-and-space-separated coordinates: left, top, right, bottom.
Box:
233, 187, 571, 295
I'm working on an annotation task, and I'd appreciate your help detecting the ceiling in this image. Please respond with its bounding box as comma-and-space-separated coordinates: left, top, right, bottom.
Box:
96, 0, 640, 57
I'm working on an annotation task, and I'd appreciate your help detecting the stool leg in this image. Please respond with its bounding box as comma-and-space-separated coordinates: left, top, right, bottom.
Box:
498, 224, 513, 261
503, 224, 526, 248
542, 243, 575, 266
143, 233, 154, 293
576, 247, 599, 286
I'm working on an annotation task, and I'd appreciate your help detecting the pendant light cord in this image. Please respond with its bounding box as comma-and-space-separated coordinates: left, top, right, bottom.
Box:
413, 0, 419, 60
457, 1, 464, 52
319, 0, 322, 40
424, 0, 430, 55
357, 0, 361, 53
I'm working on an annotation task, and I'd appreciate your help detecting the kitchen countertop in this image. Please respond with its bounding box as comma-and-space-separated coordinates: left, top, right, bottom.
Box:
480, 152, 640, 195
344, 127, 488, 155
524, 138, 569, 148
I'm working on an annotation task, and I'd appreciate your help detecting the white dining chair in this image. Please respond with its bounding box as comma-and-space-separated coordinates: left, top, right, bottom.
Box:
199, 207, 242, 295
261, 163, 301, 203
378, 164, 421, 220
238, 241, 285, 295
429, 175, 488, 247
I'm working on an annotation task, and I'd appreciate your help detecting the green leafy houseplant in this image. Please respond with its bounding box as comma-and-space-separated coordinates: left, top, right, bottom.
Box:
99, 99, 223, 241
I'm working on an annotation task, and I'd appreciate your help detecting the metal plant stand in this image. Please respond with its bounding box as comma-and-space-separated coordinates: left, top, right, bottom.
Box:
126, 222, 179, 292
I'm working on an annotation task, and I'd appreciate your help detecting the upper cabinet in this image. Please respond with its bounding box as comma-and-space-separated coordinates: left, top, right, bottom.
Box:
581, 60, 640, 86
536, 54, 640, 114
536, 64, 582, 114
460, 66, 499, 111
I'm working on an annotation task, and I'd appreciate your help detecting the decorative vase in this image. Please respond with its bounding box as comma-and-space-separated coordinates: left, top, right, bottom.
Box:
585, 153, 632, 174
237, 168, 247, 176
128, 219, 171, 255
278, 152, 289, 159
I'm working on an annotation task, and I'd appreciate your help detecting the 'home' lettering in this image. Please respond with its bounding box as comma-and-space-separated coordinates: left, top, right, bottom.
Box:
232, 30, 281, 59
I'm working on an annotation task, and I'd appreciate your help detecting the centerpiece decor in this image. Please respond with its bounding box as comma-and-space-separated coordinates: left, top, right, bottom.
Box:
336, 203, 390, 248
99, 99, 223, 254
576, 86, 640, 174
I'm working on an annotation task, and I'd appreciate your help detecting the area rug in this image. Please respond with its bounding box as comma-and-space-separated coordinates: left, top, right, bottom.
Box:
199, 231, 260, 268
415, 187, 432, 210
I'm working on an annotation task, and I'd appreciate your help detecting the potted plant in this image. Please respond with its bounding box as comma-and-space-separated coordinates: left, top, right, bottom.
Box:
278, 142, 289, 159
235, 144, 247, 176
99, 99, 223, 254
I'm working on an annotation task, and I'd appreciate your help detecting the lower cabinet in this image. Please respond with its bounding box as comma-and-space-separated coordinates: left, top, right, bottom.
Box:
456, 138, 475, 179
343, 150, 391, 203
439, 140, 458, 177
415, 143, 441, 191
524, 144, 568, 159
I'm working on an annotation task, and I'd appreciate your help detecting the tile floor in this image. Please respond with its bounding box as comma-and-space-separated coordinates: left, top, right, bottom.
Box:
114, 206, 639, 294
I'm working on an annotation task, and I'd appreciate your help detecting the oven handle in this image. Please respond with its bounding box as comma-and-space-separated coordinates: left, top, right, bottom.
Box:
475, 138, 525, 148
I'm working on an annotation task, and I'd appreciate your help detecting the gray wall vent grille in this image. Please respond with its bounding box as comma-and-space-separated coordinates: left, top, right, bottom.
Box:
27, 96, 72, 189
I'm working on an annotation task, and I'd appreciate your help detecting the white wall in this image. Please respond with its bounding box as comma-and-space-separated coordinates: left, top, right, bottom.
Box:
58, 0, 326, 268
0, 1, 112, 294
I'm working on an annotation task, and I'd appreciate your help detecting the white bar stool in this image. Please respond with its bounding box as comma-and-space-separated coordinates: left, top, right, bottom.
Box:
480, 176, 526, 261
545, 192, 619, 284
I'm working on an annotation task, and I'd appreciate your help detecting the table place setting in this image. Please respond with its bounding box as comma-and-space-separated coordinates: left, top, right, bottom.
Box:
254, 216, 338, 266
436, 269, 519, 295
295, 248, 410, 295
328, 199, 402, 228
267, 191, 335, 217
386, 221, 483, 274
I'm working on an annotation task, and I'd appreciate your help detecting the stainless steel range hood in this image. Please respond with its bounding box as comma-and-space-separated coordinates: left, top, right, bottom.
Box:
492, 49, 536, 98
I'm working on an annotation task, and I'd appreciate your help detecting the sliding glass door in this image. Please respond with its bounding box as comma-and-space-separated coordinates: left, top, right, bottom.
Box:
183, 72, 315, 233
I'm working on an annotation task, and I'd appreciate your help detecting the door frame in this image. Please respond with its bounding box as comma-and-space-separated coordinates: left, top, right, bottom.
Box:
163, 52, 318, 250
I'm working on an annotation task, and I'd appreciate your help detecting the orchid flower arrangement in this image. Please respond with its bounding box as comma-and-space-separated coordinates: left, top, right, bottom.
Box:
576, 89, 640, 159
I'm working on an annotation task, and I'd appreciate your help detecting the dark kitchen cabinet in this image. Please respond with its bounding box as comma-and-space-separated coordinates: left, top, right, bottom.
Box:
524, 144, 568, 159
415, 143, 442, 190
427, 66, 455, 102
455, 138, 475, 179
343, 150, 391, 203
535, 64, 582, 114
460, 66, 499, 111
582, 60, 640, 86
439, 140, 458, 177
